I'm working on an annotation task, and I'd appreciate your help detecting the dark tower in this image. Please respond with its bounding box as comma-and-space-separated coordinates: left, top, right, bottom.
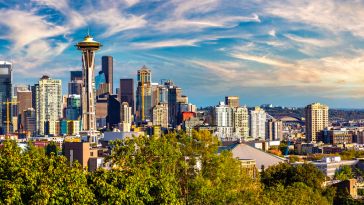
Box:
119, 79, 134, 114
101, 56, 113, 94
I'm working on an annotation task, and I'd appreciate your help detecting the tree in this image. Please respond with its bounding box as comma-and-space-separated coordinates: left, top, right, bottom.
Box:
0, 140, 95, 204
335, 165, 353, 181
264, 182, 331, 205
261, 163, 326, 191
45, 141, 58, 156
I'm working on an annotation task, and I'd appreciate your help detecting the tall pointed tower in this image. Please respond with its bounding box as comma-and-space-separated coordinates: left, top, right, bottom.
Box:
76, 35, 101, 140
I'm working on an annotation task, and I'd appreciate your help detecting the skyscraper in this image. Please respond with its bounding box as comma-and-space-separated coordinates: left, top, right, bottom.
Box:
76, 34, 101, 139
95, 71, 108, 98
234, 106, 249, 138
35, 75, 62, 136
159, 86, 168, 103
165, 80, 182, 127
305, 102, 329, 142
215, 102, 234, 138
70, 71, 83, 81
119, 79, 134, 113
0, 61, 12, 134
225, 96, 240, 108
152, 103, 168, 129
68, 71, 82, 95
136, 66, 152, 121
266, 119, 283, 141
120, 102, 132, 132
17, 89, 32, 131
106, 94, 120, 128
249, 106, 266, 139
102, 56, 113, 94
23, 108, 36, 137
65, 94, 81, 120
151, 83, 160, 108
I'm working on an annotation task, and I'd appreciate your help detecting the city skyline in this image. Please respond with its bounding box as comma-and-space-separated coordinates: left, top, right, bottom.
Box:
1, 1, 364, 108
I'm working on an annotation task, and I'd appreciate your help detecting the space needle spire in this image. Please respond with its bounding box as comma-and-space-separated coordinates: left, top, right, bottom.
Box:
76, 34, 101, 141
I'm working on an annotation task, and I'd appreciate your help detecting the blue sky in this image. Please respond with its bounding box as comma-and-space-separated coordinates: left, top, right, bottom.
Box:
1, 0, 364, 108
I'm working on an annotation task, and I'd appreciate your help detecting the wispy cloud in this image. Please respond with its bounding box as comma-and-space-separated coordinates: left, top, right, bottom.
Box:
264, 0, 364, 37
89, 8, 147, 37
0, 9, 67, 50
130, 39, 199, 49
284, 34, 336, 47
231, 53, 293, 68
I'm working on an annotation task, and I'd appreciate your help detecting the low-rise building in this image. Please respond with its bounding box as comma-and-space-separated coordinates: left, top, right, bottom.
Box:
319, 128, 353, 145
218, 142, 286, 172
63, 142, 108, 171
299, 156, 358, 178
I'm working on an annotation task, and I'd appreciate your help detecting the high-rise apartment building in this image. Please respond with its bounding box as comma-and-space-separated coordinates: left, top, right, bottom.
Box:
225, 96, 240, 108
305, 102, 329, 142
101, 56, 113, 94
215, 102, 234, 138
0, 61, 12, 134
266, 119, 283, 141
249, 106, 266, 139
120, 102, 132, 132
119, 79, 134, 113
136, 66, 152, 121
35, 75, 62, 136
234, 106, 249, 138
152, 103, 168, 129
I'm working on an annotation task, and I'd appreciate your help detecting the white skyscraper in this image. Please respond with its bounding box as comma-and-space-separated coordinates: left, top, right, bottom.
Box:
215, 102, 234, 138
234, 106, 249, 138
35, 75, 62, 136
249, 106, 266, 139
152, 103, 168, 129
120, 102, 132, 132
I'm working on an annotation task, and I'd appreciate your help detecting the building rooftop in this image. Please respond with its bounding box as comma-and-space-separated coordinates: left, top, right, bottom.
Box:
0, 61, 11, 65
218, 142, 286, 171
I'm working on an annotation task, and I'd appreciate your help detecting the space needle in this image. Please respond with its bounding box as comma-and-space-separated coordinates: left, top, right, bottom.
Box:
76, 34, 101, 142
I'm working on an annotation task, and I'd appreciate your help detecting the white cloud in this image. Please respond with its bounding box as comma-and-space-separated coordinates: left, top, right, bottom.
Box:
131, 39, 199, 49
90, 8, 147, 37
0, 9, 67, 50
284, 34, 335, 47
155, 14, 260, 32
268, 29, 276, 37
123, 0, 140, 7
264, 0, 364, 37
172, 0, 220, 18
231, 53, 293, 68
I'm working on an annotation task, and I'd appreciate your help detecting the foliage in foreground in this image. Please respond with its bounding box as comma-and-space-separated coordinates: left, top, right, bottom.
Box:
0, 131, 357, 204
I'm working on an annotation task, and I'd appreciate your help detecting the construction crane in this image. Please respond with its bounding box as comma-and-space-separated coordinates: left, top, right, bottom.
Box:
3, 99, 18, 135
